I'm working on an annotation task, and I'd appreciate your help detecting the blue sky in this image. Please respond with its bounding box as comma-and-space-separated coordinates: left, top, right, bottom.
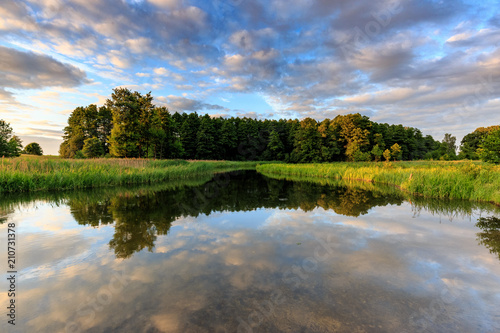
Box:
1, 0, 499, 155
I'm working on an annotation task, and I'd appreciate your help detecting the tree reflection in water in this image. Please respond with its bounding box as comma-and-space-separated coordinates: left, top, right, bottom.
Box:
476, 216, 500, 260
5, 170, 498, 260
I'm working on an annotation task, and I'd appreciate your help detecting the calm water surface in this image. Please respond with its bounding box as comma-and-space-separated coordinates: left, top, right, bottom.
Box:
1, 171, 500, 332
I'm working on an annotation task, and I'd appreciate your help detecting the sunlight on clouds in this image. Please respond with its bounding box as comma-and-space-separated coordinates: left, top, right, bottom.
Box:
0, 0, 498, 149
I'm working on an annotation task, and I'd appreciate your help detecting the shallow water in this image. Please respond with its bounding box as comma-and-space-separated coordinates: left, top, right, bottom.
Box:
1, 171, 500, 332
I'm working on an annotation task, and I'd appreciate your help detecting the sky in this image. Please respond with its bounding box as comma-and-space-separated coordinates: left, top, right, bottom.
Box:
1, 0, 499, 155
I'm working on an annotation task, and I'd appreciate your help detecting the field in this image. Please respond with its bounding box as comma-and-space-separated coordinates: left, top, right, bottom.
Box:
257, 161, 500, 205
0, 155, 259, 193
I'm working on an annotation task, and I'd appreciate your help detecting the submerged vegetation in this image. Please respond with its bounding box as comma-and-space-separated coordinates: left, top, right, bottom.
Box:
0, 155, 259, 193
257, 161, 500, 205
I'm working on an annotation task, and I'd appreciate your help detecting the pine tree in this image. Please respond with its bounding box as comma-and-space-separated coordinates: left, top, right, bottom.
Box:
196, 114, 217, 159
267, 129, 285, 160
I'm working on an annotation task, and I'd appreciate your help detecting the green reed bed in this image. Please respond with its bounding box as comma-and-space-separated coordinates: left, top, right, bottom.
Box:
256, 161, 500, 205
0, 156, 259, 193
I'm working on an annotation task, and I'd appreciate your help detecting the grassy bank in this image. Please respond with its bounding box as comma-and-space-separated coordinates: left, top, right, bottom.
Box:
0, 156, 259, 193
257, 161, 500, 205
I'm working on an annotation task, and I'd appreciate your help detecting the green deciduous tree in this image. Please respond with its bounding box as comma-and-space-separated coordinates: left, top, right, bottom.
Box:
371, 144, 383, 162
442, 133, 457, 158
390, 143, 402, 161
383, 149, 391, 162
82, 137, 105, 158
7, 136, 22, 157
60, 104, 104, 158
478, 129, 500, 163
0, 120, 23, 157
332, 113, 371, 161
318, 119, 341, 162
460, 126, 499, 160
107, 88, 154, 158
23, 142, 43, 156
0, 120, 13, 157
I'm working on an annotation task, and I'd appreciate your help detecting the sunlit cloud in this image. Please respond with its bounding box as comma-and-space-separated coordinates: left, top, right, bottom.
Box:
0, 0, 499, 154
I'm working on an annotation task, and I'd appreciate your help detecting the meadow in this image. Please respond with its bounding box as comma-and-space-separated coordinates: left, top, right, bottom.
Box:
0, 155, 258, 193
257, 161, 500, 205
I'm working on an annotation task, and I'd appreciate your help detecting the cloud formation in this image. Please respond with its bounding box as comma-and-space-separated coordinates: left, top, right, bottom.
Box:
1, 0, 499, 153
0, 45, 88, 90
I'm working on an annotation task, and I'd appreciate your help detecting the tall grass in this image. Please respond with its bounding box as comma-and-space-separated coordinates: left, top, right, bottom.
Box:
257, 161, 500, 205
0, 156, 259, 193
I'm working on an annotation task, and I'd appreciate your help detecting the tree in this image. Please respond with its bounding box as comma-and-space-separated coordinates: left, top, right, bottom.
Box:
107, 88, 154, 158
476, 216, 500, 260
460, 126, 499, 160
293, 118, 321, 163
442, 133, 457, 158
390, 143, 402, 161
371, 144, 383, 162
6, 136, 22, 157
180, 112, 200, 159
318, 119, 341, 162
478, 129, 500, 163
196, 114, 218, 159
149, 107, 183, 159
23, 142, 43, 156
82, 137, 104, 158
0, 120, 14, 157
59, 105, 100, 158
219, 118, 238, 160
267, 129, 285, 160
332, 113, 371, 161
383, 149, 391, 162
0, 121, 23, 157
97, 106, 113, 154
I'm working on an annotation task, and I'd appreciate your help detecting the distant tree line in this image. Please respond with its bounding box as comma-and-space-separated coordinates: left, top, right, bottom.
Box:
58, 88, 499, 163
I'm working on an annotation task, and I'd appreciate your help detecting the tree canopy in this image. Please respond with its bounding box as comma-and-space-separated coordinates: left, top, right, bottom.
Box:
23, 142, 43, 156
0, 120, 23, 157
59, 89, 462, 162
459, 126, 500, 162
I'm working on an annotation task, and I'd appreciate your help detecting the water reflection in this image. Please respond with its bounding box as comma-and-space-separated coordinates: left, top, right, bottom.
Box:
64, 171, 499, 259
1, 171, 500, 332
476, 216, 500, 261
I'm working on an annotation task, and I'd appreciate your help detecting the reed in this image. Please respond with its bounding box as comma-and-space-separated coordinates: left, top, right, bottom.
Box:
256, 161, 500, 205
0, 156, 259, 193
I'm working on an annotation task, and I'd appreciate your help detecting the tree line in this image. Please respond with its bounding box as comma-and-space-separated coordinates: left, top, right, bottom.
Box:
59, 88, 498, 163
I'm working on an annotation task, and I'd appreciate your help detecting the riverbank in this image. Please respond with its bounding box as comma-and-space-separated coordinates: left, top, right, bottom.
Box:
256, 161, 500, 205
0, 156, 259, 193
